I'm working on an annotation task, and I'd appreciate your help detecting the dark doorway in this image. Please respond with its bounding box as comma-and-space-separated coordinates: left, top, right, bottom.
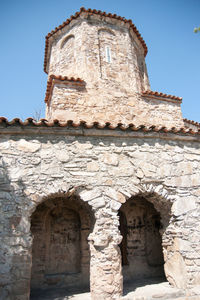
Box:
119, 196, 165, 284
30, 195, 93, 298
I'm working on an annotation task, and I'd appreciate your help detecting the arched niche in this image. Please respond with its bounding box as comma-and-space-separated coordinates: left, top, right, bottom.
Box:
59, 34, 75, 74
30, 191, 94, 297
60, 34, 75, 49
118, 190, 172, 287
98, 28, 116, 37
98, 28, 117, 78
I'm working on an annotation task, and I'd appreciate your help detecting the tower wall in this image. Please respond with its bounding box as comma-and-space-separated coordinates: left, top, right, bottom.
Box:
48, 16, 149, 91
45, 12, 184, 128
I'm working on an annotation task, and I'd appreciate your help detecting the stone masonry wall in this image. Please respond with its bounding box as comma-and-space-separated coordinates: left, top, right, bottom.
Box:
47, 83, 183, 128
48, 15, 149, 91
0, 129, 200, 300
46, 15, 184, 128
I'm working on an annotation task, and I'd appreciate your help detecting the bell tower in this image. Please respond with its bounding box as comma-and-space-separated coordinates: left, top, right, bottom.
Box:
44, 8, 184, 128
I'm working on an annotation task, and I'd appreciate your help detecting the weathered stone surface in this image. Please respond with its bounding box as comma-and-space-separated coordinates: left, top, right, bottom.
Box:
164, 252, 187, 289
110, 200, 122, 211
80, 190, 102, 202
105, 188, 126, 203
103, 153, 119, 166
17, 140, 40, 153
1, 8, 200, 300
87, 162, 99, 172
0, 132, 200, 300
45, 13, 184, 129
89, 197, 105, 209
56, 151, 70, 162
172, 197, 196, 216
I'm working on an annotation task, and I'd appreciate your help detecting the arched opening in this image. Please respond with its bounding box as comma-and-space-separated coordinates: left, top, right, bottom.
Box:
98, 28, 117, 78
119, 194, 166, 286
59, 34, 75, 75
30, 192, 94, 299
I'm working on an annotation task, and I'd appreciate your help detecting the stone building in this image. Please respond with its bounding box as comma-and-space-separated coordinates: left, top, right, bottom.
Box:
0, 7, 200, 300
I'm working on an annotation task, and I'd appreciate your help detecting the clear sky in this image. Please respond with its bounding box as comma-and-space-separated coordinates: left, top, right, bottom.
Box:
0, 0, 200, 122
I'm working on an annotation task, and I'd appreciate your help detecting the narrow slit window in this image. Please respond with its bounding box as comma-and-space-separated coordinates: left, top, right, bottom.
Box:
106, 46, 111, 63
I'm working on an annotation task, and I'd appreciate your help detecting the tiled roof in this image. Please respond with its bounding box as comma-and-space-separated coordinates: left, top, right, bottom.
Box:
0, 117, 199, 135
183, 118, 200, 128
45, 75, 85, 104
142, 91, 182, 102
44, 7, 148, 73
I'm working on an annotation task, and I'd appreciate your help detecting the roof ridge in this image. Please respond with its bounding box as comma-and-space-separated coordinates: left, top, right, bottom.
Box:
44, 7, 148, 73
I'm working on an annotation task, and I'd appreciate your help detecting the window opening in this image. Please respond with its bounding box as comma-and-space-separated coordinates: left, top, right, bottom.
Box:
106, 46, 111, 63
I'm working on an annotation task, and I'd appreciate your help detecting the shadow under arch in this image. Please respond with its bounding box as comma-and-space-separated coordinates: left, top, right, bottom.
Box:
30, 188, 95, 299
119, 188, 173, 293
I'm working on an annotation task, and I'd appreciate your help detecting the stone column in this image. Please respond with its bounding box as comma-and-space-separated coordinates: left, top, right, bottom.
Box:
79, 188, 124, 299
89, 239, 122, 300
88, 206, 123, 299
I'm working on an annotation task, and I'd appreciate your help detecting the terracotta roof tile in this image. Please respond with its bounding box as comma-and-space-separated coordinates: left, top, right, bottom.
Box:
0, 117, 199, 136
44, 7, 148, 73
45, 75, 85, 104
183, 118, 200, 128
142, 90, 182, 102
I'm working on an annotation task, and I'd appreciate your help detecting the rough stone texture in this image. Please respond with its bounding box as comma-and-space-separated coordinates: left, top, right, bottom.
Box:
0, 130, 200, 299
45, 14, 184, 128
1, 8, 200, 300
120, 196, 165, 282
31, 196, 93, 291
47, 83, 183, 128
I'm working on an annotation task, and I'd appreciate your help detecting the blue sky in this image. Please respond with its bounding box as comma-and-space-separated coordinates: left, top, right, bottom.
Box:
0, 0, 200, 122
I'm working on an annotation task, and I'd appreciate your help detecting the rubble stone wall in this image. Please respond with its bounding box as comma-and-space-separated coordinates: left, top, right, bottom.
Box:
0, 130, 199, 300
48, 16, 149, 91
47, 83, 183, 128
46, 16, 183, 128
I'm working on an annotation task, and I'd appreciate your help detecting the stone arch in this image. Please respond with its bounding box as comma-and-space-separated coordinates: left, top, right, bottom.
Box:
98, 28, 116, 36
122, 183, 174, 230
59, 34, 75, 75
60, 34, 75, 49
119, 194, 166, 283
30, 188, 95, 297
116, 184, 177, 288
